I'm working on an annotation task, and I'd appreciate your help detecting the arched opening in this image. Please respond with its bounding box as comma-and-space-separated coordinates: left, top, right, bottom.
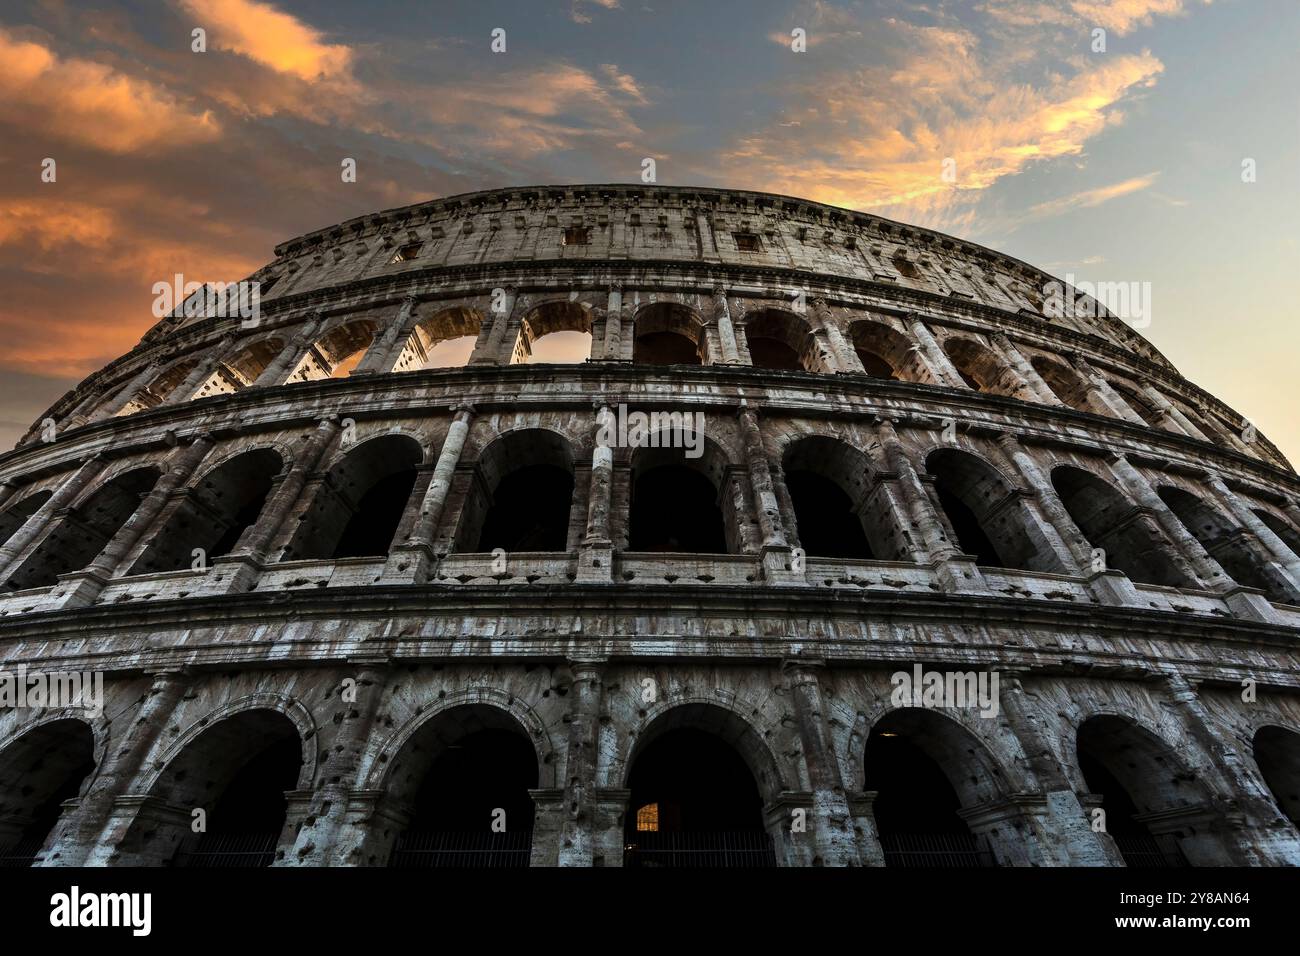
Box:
1076, 715, 1230, 866
1109, 380, 1161, 427
629, 434, 731, 554
624, 705, 777, 867
0, 490, 50, 550
115, 359, 200, 415
383, 705, 538, 868
1252, 726, 1300, 827
189, 339, 284, 401
864, 709, 1004, 867
942, 337, 1022, 398
512, 301, 592, 365
743, 309, 819, 372
1157, 485, 1292, 601
127, 448, 283, 574
847, 319, 928, 383
127, 709, 304, 867
925, 449, 1052, 572
782, 436, 890, 560
632, 303, 706, 366
5, 466, 161, 591
1051, 466, 1194, 587
283, 435, 422, 560
1030, 356, 1093, 412
392, 307, 482, 372
455, 430, 576, 553
1254, 510, 1300, 560
287, 320, 379, 382
0, 720, 95, 867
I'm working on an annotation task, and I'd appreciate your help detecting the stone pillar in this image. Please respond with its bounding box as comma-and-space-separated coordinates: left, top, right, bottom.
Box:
164, 333, 237, 405
602, 287, 625, 362
1141, 386, 1208, 440
994, 433, 1091, 572
577, 405, 615, 583
0, 455, 107, 582
253, 314, 323, 387
1162, 674, 1300, 865
86, 363, 160, 422
291, 660, 390, 866
809, 299, 861, 373
54, 435, 216, 608
556, 659, 606, 866
712, 289, 741, 364
470, 287, 517, 365
354, 295, 418, 376
904, 315, 966, 388
998, 673, 1120, 866
1073, 356, 1144, 424
725, 466, 763, 554
991, 334, 1059, 405
737, 405, 796, 581
0, 479, 17, 514
56, 670, 191, 866
1206, 473, 1300, 591
783, 661, 863, 865
384, 405, 476, 583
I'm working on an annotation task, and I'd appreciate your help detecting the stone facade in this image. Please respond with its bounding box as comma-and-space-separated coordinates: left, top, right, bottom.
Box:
1, 184, 1299, 867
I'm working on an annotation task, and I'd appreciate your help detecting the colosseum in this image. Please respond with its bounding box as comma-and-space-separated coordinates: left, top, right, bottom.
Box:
1, 183, 1298, 869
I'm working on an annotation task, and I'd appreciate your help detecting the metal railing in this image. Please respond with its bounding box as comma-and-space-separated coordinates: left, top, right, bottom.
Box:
623, 831, 777, 868
0, 835, 44, 868
173, 832, 278, 868
388, 830, 533, 868
879, 832, 998, 868
1112, 833, 1190, 868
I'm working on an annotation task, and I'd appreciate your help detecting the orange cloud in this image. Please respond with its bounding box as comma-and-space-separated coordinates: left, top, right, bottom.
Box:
1023, 172, 1160, 221
0, 28, 219, 153
178, 0, 352, 80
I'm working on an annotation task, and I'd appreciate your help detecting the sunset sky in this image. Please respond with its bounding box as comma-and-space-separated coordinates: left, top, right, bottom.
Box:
1, 0, 1296, 462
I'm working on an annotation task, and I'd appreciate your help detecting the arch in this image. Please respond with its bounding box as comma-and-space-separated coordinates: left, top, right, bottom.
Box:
1156, 484, 1292, 601
864, 708, 1009, 867
392, 306, 483, 372
942, 337, 1021, 398
225, 338, 284, 384
5, 465, 162, 591
924, 448, 1052, 572
0, 718, 97, 866
282, 434, 423, 560
1030, 356, 1093, 412
628, 428, 734, 554
127, 447, 283, 574
1253, 509, 1300, 560
1051, 465, 1194, 587
847, 319, 928, 382
782, 435, 895, 560
512, 300, 592, 365
1108, 379, 1161, 427
125, 703, 309, 867
114, 358, 201, 415
1252, 725, 1300, 827
632, 302, 707, 366
1076, 714, 1231, 866
455, 428, 577, 552
622, 701, 783, 867
0, 490, 51, 550
743, 308, 820, 372
287, 319, 379, 382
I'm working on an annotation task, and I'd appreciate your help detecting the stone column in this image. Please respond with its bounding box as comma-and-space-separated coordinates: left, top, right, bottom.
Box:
290, 659, 390, 865
384, 405, 476, 583
56, 670, 191, 866
783, 661, 863, 865
603, 287, 625, 362
903, 315, 966, 388
991, 334, 1059, 405
354, 296, 418, 376
998, 672, 1120, 866
994, 434, 1091, 571
577, 405, 615, 583
0, 454, 107, 582
164, 333, 237, 405
54, 435, 216, 608
1206, 473, 1300, 589
1141, 386, 1208, 440
711, 289, 741, 364
556, 658, 606, 866
86, 363, 161, 422
470, 287, 517, 365
737, 405, 796, 581
810, 299, 861, 373
253, 314, 323, 387
1072, 356, 1144, 424
0, 479, 17, 514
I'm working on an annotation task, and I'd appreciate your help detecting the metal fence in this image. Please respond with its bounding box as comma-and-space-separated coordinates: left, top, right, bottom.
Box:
879, 832, 998, 868
173, 832, 278, 868
623, 831, 777, 868
1112, 833, 1190, 868
388, 830, 533, 868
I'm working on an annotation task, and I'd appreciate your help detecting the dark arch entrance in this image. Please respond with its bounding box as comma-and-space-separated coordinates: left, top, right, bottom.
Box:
633, 303, 706, 366
624, 709, 776, 867
384, 706, 539, 868
1076, 715, 1232, 867
865, 710, 1002, 867
629, 465, 726, 553
0, 720, 96, 867
785, 471, 873, 559
457, 430, 576, 553
1252, 726, 1300, 827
